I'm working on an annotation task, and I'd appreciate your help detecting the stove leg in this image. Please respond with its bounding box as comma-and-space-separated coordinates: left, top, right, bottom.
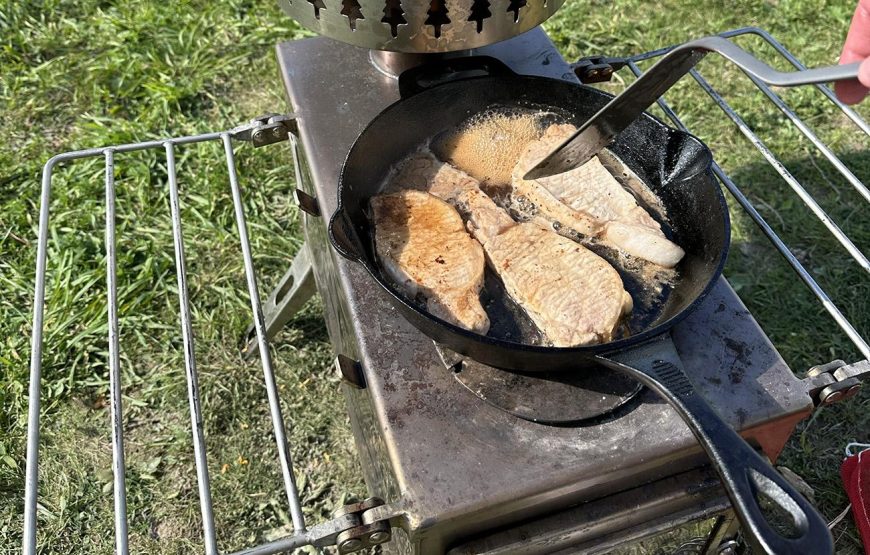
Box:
240, 243, 316, 358
701, 511, 743, 554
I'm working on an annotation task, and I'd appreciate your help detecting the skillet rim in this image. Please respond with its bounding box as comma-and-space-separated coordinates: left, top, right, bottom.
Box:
328, 72, 731, 357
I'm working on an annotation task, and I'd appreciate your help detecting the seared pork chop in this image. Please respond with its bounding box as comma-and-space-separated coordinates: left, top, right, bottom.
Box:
456, 188, 633, 346
391, 153, 632, 346
512, 124, 685, 268
388, 150, 479, 201
371, 190, 489, 333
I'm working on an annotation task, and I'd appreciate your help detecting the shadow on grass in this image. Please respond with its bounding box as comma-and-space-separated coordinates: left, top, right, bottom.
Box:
721, 148, 869, 373
281, 306, 331, 346
720, 149, 869, 551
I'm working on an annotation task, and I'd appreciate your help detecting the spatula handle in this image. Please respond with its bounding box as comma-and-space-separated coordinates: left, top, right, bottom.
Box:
690, 36, 860, 86
524, 35, 861, 180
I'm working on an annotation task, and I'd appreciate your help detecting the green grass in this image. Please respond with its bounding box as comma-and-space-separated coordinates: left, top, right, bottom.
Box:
1, 1, 362, 552
1, 0, 868, 553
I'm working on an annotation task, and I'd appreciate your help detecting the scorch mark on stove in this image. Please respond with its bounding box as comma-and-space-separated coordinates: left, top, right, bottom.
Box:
735, 407, 749, 427
723, 337, 753, 385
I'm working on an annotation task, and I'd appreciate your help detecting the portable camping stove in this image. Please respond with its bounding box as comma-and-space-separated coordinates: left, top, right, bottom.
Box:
21, 3, 870, 555
261, 28, 850, 554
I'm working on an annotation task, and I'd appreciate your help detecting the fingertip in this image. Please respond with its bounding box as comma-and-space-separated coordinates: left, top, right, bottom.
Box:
841, 49, 863, 65
859, 58, 870, 88
835, 80, 869, 105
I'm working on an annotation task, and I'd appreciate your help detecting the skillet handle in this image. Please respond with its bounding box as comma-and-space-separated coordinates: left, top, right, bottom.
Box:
328, 209, 365, 263
398, 56, 515, 98
596, 338, 832, 555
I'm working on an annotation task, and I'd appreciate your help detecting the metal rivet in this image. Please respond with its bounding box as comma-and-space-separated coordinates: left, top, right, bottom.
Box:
807, 359, 846, 377
369, 531, 390, 544
340, 538, 363, 552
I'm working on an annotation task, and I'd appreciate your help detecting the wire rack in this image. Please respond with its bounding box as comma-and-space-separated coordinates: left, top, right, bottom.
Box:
20, 115, 332, 555
609, 27, 870, 362
21, 27, 870, 555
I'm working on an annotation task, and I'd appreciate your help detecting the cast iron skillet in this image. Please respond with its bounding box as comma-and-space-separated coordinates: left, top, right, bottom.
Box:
328, 57, 832, 554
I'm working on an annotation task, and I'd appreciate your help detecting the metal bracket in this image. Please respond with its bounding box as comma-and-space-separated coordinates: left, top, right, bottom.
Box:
335, 354, 366, 389
294, 189, 321, 217
701, 511, 743, 554
804, 359, 869, 408
571, 56, 628, 84
240, 243, 317, 359
308, 497, 395, 553
230, 113, 299, 147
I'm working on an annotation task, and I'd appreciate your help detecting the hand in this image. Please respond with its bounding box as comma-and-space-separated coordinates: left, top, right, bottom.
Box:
837, 0, 870, 104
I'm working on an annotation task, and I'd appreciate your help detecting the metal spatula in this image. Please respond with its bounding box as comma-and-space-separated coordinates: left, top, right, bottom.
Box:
523, 35, 861, 180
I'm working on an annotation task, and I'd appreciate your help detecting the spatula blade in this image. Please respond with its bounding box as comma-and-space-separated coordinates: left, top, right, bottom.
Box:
521, 123, 613, 180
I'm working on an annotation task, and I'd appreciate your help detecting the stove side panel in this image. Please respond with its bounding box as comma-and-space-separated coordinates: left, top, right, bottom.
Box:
284, 106, 404, 505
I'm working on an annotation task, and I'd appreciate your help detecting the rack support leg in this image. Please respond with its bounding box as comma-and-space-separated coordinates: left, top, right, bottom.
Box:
241, 243, 316, 358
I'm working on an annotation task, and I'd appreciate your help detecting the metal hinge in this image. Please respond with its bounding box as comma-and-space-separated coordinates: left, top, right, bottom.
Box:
804, 359, 869, 408
230, 113, 299, 147
304, 497, 398, 553
571, 56, 629, 84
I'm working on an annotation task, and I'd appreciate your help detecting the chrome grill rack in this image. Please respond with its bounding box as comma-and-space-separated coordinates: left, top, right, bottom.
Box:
574, 28, 870, 406
20, 115, 366, 555
580, 26, 869, 364
21, 27, 870, 554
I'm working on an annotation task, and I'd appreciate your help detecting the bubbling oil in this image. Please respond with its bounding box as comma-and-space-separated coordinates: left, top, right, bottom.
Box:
379, 106, 679, 345
431, 107, 562, 193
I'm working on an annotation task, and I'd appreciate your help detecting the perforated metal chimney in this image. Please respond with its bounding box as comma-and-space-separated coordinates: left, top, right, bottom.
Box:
277, 0, 566, 52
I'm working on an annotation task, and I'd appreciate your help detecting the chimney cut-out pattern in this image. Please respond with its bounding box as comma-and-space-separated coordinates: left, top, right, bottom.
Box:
308, 0, 326, 19
341, 0, 365, 29
424, 0, 450, 38
467, 0, 491, 33
381, 0, 407, 38
507, 0, 526, 22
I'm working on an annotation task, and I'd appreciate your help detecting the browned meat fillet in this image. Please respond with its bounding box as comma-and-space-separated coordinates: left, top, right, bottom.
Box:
390, 153, 632, 346
371, 190, 489, 334
387, 150, 479, 200
457, 190, 632, 346
512, 124, 685, 268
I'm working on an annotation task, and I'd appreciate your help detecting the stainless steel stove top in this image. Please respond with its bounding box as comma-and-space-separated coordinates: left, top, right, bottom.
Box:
276, 29, 813, 553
